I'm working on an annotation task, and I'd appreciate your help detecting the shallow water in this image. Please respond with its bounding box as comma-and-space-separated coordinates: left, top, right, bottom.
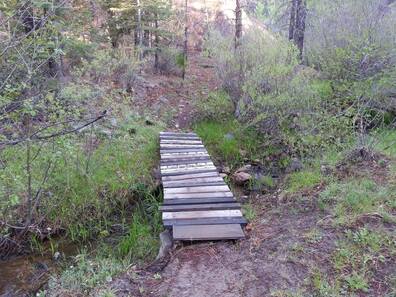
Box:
0, 240, 79, 296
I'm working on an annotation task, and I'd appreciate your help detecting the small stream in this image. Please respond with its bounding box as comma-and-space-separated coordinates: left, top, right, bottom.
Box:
0, 239, 79, 296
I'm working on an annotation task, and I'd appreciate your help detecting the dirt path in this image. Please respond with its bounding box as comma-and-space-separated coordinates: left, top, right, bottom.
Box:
106, 194, 341, 297
134, 52, 220, 130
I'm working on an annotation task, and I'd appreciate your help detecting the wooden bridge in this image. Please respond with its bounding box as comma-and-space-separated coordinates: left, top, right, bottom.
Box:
159, 131, 246, 241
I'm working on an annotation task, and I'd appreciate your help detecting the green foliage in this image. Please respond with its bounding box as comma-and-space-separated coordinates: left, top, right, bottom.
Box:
194, 119, 261, 169
0, 115, 164, 242
242, 203, 256, 221
319, 178, 395, 224
193, 91, 234, 121
118, 207, 161, 261
286, 169, 322, 193
48, 251, 127, 295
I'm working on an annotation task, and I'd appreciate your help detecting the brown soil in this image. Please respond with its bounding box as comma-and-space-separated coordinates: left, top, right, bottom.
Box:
104, 197, 340, 297
103, 156, 396, 297
133, 52, 220, 130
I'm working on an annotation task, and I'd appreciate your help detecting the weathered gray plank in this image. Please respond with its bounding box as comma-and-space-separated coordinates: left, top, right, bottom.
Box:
162, 171, 220, 181
160, 136, 201, 141
161, 152, 210, 159
173, 224, 245, 240
163, 217, 247, 227
163, 179, 225, 188
160, 139, 203, 144
160, 157, 212, 166
161, 166, 217, 175
160, 132, 197, 137
162, 209, 243, 220
164, 185, 230, 194
164, 191, 233, 199
160, 148, 208, 154
160, 202, 241, 212
160, 145, 205, 149
161, 169, 219, 177
162, 197, 236, 205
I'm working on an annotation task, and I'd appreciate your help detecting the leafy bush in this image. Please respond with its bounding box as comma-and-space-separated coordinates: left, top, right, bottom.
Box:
156, 47, 184, 76
193, 90, 234, 121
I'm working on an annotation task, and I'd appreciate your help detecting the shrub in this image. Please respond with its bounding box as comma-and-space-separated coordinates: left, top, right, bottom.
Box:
193, 90, 234, 121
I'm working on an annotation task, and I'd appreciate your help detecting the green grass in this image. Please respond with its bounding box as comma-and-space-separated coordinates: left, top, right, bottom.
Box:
372, 129, 396, 158
242, 203, 257, 221
285, 169, 322, 193
0, 114, 164, 243
194, 119, 261, 169
319, 178, 395, 225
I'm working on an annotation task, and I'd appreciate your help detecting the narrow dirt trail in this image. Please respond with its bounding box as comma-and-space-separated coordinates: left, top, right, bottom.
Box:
107, 197, 339, 297
134, 52, 220, 130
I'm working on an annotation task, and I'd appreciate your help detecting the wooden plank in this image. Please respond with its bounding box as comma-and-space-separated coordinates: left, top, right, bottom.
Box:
162, 209, 243, 220
163, 180, 225, 188
161, 152, 210, 159
173, 224, 245, 241
162, 176, 224, 184
160, 167, 217, 176
164, 185, 230, 194
160, 139, 203, 144
160, 148, 208, 154
160, 202, 241, 212
163, 217, 247, 227
162, 197, 236, 205
160, 132, 197, 137
160, 145, 205, 149
160, 136, 201, 141
164, 191, 233, 199
162, 171, 220, 181
160, 157, 212, 166
163, 181, 225, 189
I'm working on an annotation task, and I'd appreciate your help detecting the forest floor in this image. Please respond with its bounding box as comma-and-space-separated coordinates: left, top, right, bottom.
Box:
99, 53, 396, 297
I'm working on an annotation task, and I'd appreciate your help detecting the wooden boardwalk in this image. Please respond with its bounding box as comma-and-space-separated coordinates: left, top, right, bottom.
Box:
159, 131, 246, 241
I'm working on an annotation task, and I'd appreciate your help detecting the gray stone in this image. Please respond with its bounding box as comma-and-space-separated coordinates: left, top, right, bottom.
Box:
232, 171, 252, 185
53, 251, 61, 261
156, 230, 173, 260
236, 165, 252, 173
286, 158, 303, 173
224, 133, 235, 140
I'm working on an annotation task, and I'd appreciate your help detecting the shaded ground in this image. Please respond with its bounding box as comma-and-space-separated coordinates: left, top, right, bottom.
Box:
134, 52, 220, 130
104, 197, 338, 297
103, 155, 395, 297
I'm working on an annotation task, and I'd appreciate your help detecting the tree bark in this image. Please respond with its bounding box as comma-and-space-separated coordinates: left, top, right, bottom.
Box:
182, 0, 188, 80
295, 0, 306, 60
288, 0, 297, 41
154, 13, 159, 72
235, 0, 242, 49
137, 0, 143, 60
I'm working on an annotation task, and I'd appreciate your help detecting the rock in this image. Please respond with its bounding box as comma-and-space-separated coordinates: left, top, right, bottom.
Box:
286, 158, 303, 173
224, 133, 235, 140
232, 171, 252, 185
320, 164, 333, 176
110, 118, 118, 127
155, 230, 173, 260
222, 166, 231, 174
219, 173, 228, 179
239, 195, 249, 203
236, 165, 252, 173
53, 251, 61, 261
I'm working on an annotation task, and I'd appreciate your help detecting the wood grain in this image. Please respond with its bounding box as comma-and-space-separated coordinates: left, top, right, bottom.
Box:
162, 209, 243, 220
173, 224, 245, 240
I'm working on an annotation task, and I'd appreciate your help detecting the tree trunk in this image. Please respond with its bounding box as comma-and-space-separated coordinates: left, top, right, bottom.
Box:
295, 0, 306, 60
235, 0, 242, 49
154, 13, 159, 72
182, 0, 188, 80
137, 0, 143, 60
288, 0, 297, 41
